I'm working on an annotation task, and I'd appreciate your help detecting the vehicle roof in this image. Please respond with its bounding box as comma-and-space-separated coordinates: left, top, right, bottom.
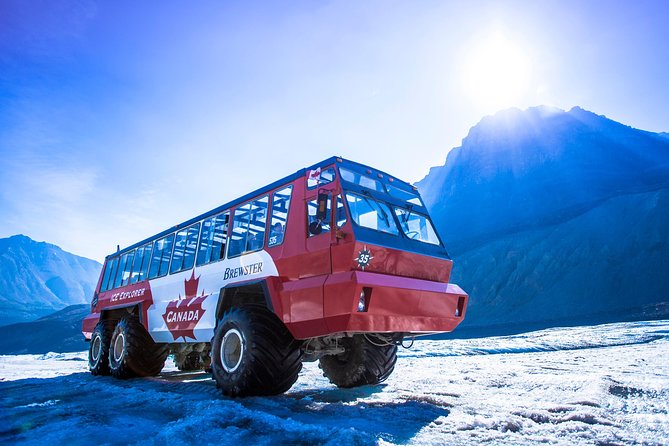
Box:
107, 156, 419, 259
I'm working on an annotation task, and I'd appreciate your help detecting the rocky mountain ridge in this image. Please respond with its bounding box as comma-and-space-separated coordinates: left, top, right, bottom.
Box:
0, 235, 100, 326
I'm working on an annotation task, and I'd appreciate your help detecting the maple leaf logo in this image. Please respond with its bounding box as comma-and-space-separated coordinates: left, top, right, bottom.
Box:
162, 271, 207, 341
184, 271, 200, 299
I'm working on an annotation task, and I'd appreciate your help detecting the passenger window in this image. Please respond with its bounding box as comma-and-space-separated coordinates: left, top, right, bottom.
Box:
120, 251, 135, 287
228, 203, 251, 258
171, 229, 187, 274
170, 223, 200, 274
129, 243, 152, 284
307, 195, 331, 237
148, 234, 175, 279
209, 214, 228, 263
307, 167, 336, 189
114, 252, 133, 288
228, 195, 269, 257
101, 257, 118, 292
268, 186, 292, 247
335, 194, 347, 228
113, 255, 125, 288
196, 213, 229, 266
182, 224, 199, 270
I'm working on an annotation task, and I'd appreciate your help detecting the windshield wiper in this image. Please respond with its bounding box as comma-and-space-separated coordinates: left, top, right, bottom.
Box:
401, 204, 414, 223
361, 192, 390, 226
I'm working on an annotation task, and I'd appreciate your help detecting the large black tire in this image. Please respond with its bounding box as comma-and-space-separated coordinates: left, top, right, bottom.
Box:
319, 335, 397, 388
175, 352, 206, 371
211, 304, 302, 397
109, 315, 169, 379
88, 319, 117, 376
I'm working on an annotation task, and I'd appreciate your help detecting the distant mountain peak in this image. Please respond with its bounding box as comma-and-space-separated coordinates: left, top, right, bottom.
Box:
0, 235, 101, 326
416, 106, 669, 329
417, 105, 669, 252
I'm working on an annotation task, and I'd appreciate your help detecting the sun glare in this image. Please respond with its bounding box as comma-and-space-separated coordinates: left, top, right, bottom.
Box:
462, 33, 532, 113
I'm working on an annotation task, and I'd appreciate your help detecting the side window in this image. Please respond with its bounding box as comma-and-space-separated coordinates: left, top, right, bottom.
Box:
170, 223, 200, 274
129, 243, 152, 284
170, 229, 188, 274
228, 195, 269, 257
182, 224, 200, 271
148, 234, 175, 279
228, 203, 251, 258
307, 166, 336, 189
307, 194, 331, 237
268, 186, 292, 247
101, 257, 118, 292
249, 196, 268, 252
209, 214, 228, 263
113, 252, 132, 289
196, 213, 229, 266
120, 251, 135, 287
335, 194, 347, 228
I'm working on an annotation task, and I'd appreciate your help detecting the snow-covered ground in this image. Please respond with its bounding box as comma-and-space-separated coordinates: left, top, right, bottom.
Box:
1, 320, 668, 445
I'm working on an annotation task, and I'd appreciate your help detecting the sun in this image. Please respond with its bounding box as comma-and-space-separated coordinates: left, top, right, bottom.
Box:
462, 33, 532, 113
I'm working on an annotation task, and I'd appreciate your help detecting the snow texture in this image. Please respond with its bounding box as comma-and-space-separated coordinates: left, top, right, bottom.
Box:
1, 320, 668, 445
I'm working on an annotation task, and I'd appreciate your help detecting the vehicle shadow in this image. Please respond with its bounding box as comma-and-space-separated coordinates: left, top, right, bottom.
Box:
1, 372, 449, 445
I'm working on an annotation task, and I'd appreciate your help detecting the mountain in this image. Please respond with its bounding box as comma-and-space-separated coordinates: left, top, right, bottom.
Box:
0, 304, 89, 354
0, 235, 101, 326
417, 106, 669, 333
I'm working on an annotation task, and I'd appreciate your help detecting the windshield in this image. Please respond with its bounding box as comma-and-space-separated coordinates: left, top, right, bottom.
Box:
339, 167, 385, 193
393, 208, 441, 245
345, 193, 398, 235
386, 183, 423, 206
339, 166, 442, 246
339, 166, 423, 206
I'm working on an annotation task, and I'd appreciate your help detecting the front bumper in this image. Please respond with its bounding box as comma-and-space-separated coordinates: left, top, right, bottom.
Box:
284, 271, 468, 339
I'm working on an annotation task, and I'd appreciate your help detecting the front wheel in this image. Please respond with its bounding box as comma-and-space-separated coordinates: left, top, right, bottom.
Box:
211, 305, 302, 397
109, 315, 169, 379
319, 335, 397, 388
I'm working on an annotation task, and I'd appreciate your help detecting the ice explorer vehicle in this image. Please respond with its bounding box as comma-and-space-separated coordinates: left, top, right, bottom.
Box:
83, 157, 468, 396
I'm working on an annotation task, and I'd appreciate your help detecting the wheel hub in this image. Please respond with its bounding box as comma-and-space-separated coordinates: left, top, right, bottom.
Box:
113, 332, 125, 362
220, 328, 244, 373
91, 336, 102, 362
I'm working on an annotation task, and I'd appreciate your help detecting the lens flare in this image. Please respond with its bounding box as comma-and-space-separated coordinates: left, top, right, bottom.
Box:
462, 33, 532, 113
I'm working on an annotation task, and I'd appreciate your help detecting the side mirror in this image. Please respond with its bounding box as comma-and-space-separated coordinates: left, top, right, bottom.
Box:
308, 221, 323, 235
316, 192, 329, 221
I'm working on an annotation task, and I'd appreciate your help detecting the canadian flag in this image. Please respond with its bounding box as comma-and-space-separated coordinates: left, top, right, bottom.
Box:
308, 168, 321, 182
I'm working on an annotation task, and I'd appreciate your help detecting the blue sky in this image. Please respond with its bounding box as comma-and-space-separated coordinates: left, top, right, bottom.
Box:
1, 0, 668, 261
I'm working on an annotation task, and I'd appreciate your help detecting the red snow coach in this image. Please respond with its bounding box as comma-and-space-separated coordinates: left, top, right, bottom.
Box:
83, 157, 468, 396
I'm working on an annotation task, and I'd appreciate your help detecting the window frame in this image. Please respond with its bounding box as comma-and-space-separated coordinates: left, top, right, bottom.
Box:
129, 242, 153, 284
392, 206, 442, 246
307, 166, 336, 190
267, 185, 293, 248
344, 191, 400, 236
101, 257, 118, 292
148, 233, 175, 280
120, 250, 135, 287
195, 212, 230, 267
227, 195, 270, 258
169, 222, 201, 275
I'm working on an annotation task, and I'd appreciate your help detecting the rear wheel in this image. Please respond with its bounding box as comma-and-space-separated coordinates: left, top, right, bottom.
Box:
319, 335, 397, 388
109, 315, 169, 379
175, 351, 206, 371
88, 319, 117, 376
211, 304, 302, 397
